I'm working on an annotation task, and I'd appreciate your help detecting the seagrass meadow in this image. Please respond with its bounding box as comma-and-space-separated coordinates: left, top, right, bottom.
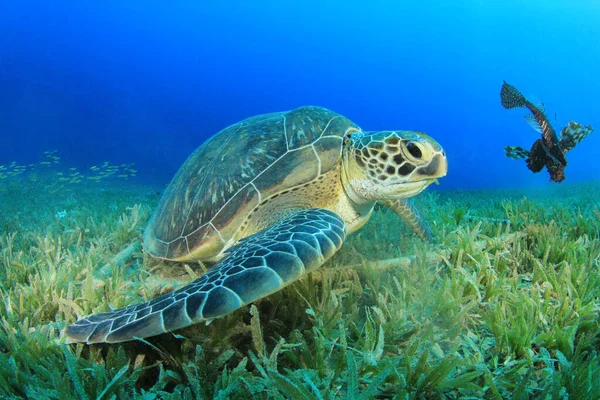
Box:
1, 173, 599, 399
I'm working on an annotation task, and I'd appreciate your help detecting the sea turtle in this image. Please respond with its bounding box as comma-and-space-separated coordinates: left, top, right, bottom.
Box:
66, 106, 447, 344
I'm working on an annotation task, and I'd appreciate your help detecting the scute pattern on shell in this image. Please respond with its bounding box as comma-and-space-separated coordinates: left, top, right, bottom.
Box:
144, 106, 358, 259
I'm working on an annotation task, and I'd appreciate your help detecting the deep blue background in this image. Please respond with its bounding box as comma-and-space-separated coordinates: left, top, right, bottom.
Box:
1, 1, 598, 190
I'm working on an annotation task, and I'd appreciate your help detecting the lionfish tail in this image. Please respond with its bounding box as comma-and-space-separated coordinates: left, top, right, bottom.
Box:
500, 80, 528, 109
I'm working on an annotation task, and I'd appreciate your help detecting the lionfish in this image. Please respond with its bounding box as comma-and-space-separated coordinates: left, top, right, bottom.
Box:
501, 80, 593, 182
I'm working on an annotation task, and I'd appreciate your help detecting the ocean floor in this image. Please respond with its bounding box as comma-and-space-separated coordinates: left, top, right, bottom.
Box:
0, 171, 599, 398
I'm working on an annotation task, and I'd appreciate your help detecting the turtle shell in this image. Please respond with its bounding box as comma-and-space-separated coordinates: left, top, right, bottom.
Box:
143, 106, 359, 261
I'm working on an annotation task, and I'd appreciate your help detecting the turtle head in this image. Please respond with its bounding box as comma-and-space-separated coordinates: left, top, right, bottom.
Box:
341, 130, 447, 202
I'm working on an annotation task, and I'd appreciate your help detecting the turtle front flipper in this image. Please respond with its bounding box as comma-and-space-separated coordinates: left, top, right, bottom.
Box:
381, 199, 432, 242
65, 209, 346, 344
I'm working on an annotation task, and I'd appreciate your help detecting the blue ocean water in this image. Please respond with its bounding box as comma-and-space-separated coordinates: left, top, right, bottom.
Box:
0, 1, 598, 190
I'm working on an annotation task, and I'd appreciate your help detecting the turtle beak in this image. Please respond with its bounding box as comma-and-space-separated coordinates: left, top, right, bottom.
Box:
436, 153, 448, 178
416, 152, 447, 180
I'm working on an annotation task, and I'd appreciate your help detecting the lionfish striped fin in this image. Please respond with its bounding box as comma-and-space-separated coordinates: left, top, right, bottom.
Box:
524, 114, 543, 134
504, 145, 529, 160
559, 121, 593, 153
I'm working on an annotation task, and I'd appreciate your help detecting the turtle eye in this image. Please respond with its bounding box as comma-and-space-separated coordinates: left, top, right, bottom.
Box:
407, 142, 422, 159
403, 141, 424, 161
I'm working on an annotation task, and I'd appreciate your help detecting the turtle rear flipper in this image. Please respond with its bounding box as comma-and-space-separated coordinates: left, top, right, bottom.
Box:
504, 145, 529, 160
65, 209, 346, 344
